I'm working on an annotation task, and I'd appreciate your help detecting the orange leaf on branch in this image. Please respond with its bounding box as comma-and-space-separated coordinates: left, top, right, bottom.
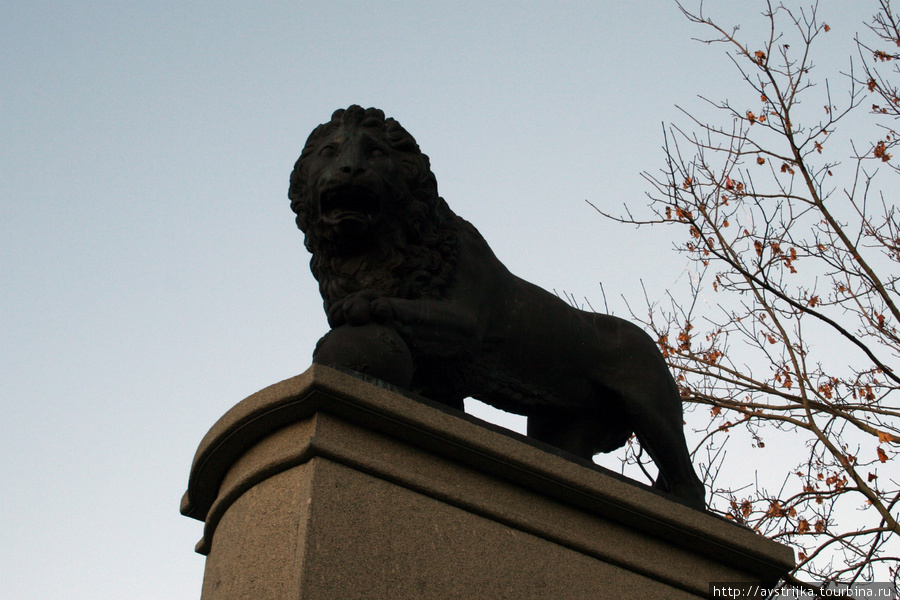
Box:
873, 140, 892, 161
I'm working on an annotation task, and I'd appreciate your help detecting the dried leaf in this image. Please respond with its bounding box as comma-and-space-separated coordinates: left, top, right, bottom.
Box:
765, 500, 784, 518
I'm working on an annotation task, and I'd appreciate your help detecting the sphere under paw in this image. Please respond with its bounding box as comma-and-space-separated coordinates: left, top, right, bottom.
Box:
313, 323, 414, 389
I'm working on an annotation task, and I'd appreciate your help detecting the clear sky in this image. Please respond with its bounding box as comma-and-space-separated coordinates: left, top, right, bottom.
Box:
1, 2, 883, 597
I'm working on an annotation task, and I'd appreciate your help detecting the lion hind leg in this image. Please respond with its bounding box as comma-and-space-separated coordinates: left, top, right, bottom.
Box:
591, 324, 707, 509
615, 386, 706, 510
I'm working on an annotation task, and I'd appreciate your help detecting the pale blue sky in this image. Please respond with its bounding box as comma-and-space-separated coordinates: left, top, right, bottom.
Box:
1, 2, 882, 597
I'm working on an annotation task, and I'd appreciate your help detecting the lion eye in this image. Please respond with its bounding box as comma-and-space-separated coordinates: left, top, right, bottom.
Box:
319, 144, 337, 157
368, 146, 387, 158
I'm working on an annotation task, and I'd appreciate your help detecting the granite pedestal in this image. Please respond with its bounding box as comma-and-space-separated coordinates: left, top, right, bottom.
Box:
181, 364, 794, 599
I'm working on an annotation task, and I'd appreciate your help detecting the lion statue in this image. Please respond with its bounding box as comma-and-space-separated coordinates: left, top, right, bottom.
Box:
289, 105, 705, 510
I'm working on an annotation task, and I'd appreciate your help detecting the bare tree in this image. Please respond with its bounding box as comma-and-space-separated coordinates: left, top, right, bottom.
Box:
596, 0, 900, 586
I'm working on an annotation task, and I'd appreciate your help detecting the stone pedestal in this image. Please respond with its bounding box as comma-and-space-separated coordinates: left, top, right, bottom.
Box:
181, 364, 794, 599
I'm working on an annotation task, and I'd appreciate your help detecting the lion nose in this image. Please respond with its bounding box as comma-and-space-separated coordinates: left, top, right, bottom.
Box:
338, 147, 366, 176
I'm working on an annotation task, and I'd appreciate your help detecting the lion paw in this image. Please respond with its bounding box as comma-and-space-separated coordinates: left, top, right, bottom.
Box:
327, 290, 396, 328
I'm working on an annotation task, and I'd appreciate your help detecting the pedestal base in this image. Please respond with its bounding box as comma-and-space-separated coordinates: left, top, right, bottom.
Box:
182, 365, 793, 599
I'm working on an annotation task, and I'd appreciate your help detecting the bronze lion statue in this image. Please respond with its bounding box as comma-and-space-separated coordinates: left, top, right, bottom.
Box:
289, 105, 705, 510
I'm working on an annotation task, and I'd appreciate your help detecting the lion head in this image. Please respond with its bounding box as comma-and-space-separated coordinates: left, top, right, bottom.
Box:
288, 106, 460, 308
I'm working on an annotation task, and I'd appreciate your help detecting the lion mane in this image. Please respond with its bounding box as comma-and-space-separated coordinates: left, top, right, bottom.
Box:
288, 106, 464, 309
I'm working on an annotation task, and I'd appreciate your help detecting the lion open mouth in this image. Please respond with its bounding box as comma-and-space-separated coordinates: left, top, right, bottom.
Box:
319, 185, 381, 229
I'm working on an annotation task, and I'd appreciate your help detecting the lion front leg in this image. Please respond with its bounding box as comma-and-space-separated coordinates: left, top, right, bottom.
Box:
317, 291, 481, 393
329, 291, 481, 357
326, 289, 385, 327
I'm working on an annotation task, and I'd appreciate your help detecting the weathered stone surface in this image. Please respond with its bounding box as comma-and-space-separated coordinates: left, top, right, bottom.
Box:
182, 365, 794, 599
